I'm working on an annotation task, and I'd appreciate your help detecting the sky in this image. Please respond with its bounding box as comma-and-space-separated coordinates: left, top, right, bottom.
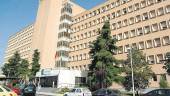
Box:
0, 0, 107, 66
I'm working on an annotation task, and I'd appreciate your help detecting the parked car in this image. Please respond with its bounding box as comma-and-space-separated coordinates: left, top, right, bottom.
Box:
11, 87, 21, 95
0, 85, 18, 96
23, 83, 36, 96
64, 88, 92, 96
92, 88, 121, 96
140, 88, 170, 96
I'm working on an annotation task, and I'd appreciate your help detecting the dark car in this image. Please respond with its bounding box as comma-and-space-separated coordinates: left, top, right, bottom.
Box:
23, 84, 36, 96
92, 88, 121, 96
140, 88, 170, 96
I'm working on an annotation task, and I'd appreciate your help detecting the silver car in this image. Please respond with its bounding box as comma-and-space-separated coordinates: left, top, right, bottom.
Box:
64, 88, 92, 96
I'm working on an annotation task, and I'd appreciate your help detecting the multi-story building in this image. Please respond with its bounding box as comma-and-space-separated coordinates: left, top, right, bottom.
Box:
4, 24, 34, 63
5, 0, 170, 88
69, 0, 170, 88
4, 0, 85, 68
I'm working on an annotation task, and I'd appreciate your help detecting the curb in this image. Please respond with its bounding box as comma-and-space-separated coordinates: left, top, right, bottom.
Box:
36, 92, 63, 96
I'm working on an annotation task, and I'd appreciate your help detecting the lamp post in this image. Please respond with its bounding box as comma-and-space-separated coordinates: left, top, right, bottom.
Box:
128, 47, 135, 96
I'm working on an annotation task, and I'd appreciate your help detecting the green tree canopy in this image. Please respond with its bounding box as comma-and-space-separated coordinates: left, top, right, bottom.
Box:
87, 21, 123, 91
123, 49, 153, 92
17, 59, 29, 79
163, 52, 170, 75
2, 51, 21, 78
30, 49, 40, 78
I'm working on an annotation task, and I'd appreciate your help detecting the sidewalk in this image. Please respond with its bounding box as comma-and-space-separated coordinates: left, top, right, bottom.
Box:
36, 92, 63, 96
36, 87, 63, 96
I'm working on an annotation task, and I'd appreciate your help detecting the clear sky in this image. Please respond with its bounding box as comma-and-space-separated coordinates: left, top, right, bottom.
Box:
0, 0, 107, 66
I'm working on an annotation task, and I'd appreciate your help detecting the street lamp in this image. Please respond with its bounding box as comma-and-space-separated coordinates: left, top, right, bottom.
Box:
127, 47, 135, 96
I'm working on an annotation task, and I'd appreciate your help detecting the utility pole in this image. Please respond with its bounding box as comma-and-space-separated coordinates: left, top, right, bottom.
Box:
128, 47, 135, 96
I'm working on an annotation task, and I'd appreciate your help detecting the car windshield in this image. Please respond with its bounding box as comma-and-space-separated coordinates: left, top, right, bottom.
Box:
2, 86, 12, 92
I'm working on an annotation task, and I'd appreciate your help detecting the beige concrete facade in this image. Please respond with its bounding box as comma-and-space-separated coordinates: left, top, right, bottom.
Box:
5, 0, 86, 68
32, 0, 85, 68
5, 24, 34, 63
5, 0, 170, 88
69, 0, 170, 88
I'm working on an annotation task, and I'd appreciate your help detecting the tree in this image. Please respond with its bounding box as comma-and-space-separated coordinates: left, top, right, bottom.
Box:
17, 59, 29, 79
2, 51, 21, 77
30, 49, 40, 78
159, 78, 169, 88
2, 63, 10, 76
87, 21, 122, 91
163, 52, 170, 75
123, 49, 153, 93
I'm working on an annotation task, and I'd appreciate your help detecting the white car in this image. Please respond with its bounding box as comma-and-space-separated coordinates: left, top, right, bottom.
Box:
64, 88, 92, 96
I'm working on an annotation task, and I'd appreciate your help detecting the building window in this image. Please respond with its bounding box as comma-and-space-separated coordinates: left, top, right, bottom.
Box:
128, 5, 133, 12
166, 5, 170, 13
139, 41, 145, 50
146, 40, 153, 48
83, 53, 86, 60
130, 29, 136, 37
148, 55, 155, 64
123, 19, 128, 26
80, 44, 83, 49
117, 33, 123, 41
143, 12, 149, 20
79, 54, 83, 60
156, 0, 163, 3
154, 38, 161, 47
137, 28, 143, 36
96, 19, 99, 24
134, 3, 140, 10
129, 17, 135, 25
160, 21, 168, 30
111, 12, 116, 19
101, 7, 105, 13
116, 0, 120, 6
117, 21, 122, 28
111, 23, 116, 30
118, 46, 123, 54
162, 36, 170, 45
93, 30, 96, 36
84, 32, 87, 38
124, 44, 130, 53
83, 43, 86, 49
92, 20, 96, 25
106, 4, 110, 11
122, 8, 127, 15
132, 43, 138, 49
148, 0, 154, 5
106, 14, 110, 20
136, 15, 141, 22
123, 31, 129, 39
144, 26, 151, 34
157, 7, 164, 16
101, 16, 105, 22
112, 35, 116, 39
88, 31, 92, 37
156, 54, 164, 63
152, 23, 159, 32
149, 10, 156, 18
117, 10, 121, 17
141, 0, 147, 8
80, 34, 83, 39
111, 2, 115, 8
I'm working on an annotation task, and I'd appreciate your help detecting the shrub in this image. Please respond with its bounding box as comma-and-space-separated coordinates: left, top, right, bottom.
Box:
159, 78, 169, 88
58, 87, 70, 94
